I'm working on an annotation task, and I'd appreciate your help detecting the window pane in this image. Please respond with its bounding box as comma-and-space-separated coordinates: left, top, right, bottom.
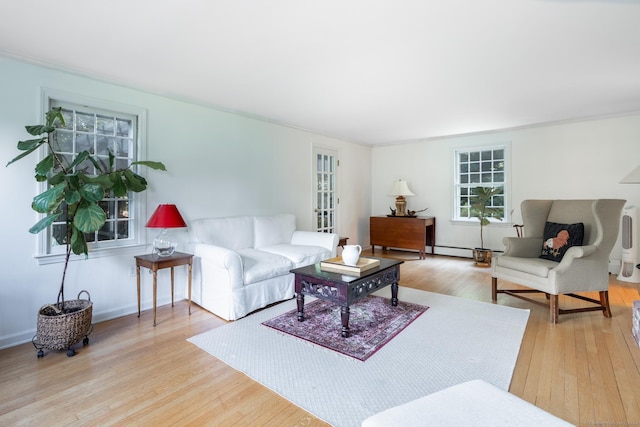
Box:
52, 130, 73, 153
76, 113, 95, 132
96, 115, 115, 135
117, 220, 129, 239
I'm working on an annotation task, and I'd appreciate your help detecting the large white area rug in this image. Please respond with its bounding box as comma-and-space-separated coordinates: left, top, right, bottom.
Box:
188, 287, 530, 427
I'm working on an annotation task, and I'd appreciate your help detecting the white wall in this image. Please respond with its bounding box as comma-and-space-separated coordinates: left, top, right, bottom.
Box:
0, 57, 372, 348
372, 115, 640, 258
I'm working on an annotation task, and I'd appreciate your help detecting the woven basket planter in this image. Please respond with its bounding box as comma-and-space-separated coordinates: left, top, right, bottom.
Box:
473, 248, 492, 267
33, 290, 93, 357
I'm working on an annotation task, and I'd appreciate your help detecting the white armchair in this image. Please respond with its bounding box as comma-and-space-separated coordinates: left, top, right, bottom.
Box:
491, 199, 625, 323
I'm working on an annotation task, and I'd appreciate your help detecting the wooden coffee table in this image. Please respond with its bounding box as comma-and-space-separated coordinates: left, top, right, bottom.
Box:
290, 257, 404, 338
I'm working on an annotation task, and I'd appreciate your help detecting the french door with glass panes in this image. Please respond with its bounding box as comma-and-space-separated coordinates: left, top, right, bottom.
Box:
313, 147, 338, 233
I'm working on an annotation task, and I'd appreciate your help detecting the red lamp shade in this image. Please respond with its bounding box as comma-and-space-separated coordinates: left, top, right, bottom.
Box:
146, 204, 187, 228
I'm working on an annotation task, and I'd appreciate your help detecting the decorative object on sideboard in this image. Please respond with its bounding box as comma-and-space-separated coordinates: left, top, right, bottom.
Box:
388, 179, 415, 216
6, 107, 166, 357
407, 208, 429, 216
146, 204, 188, 257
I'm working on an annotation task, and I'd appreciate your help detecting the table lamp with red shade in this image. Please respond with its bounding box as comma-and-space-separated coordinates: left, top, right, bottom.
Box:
145, 204, 187, 256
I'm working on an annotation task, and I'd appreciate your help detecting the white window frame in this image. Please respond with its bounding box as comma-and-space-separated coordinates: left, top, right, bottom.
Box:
35, 89, 149, 265
452, 144, 510, 224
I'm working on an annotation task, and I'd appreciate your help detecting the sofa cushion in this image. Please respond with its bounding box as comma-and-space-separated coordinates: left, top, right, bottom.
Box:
237, 248, 293, 285
539, 221, 584, 262
260, 244, 330, 268
192, 216, 254, 250
253, 214, 296, 248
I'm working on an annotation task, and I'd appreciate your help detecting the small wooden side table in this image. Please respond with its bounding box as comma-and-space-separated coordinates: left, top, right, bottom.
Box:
134, 252, 193, 326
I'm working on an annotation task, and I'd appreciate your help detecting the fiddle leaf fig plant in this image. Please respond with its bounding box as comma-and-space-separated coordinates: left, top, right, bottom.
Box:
7, 107, 166, 312
470, 186, 504, 249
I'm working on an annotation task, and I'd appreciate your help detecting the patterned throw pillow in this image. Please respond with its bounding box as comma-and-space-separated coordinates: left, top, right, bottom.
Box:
539, 222, 584, 262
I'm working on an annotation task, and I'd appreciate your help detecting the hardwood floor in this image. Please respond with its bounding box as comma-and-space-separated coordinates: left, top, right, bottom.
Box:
1, 250, 639, 426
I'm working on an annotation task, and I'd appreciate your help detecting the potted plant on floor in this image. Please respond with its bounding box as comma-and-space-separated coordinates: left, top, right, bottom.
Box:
7, 107, 166, 357
470, 186, 504, 266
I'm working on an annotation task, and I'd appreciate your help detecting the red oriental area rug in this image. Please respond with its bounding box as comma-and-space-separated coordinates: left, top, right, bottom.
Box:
262, 295, 428, 361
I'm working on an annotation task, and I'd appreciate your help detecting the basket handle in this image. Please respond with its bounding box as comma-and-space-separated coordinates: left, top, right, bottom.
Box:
77, 290, 91, 301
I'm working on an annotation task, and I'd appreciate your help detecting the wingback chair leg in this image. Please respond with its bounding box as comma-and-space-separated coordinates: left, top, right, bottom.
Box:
550, 295, 559, 324
600, 291, 612, 318
491, 277, 498, 302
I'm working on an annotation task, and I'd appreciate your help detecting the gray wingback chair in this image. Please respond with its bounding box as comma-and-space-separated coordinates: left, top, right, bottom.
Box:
491, 199, 625, 323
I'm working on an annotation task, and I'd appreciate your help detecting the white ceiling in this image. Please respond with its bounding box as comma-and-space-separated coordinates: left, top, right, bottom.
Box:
1, 0, 639, 145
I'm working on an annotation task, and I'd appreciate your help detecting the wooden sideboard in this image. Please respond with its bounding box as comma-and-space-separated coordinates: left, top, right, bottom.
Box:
370, 216, 436, 259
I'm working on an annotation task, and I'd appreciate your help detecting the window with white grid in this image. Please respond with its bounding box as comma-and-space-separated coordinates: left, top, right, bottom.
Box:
454, 146, 508, 221
37, 93, 148, 261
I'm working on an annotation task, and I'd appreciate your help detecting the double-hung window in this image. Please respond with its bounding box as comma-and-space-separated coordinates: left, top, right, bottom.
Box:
37, 93, 148, 262
454, 145, 508, 222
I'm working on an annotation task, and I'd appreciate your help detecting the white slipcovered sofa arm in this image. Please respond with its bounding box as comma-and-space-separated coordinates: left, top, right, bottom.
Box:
291, 231, 339, 257
193, 243, 244, 290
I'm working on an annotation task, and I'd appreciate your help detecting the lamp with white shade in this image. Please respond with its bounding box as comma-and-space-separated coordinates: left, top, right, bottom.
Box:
389, 179, 415, 216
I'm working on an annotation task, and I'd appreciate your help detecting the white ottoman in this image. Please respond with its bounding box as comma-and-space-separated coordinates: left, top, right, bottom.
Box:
361, 379, 574, 427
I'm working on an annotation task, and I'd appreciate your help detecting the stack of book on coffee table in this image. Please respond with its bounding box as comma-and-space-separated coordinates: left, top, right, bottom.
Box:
320, 256, 380, 275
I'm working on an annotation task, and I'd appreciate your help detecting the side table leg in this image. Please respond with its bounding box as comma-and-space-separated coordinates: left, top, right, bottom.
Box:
341, 306, 350, 338
136, 265, 141, 318
188, 262, 192, 315
153, 269, 158, 326
391, 282, 399, 307
170, 267, 175, 307
296, 293, 305, 321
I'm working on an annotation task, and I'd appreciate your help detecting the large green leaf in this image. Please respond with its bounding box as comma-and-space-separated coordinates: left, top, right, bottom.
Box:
25, 125, 52, 136
80, 173, 113, 188
70, 225, 88, 256
31, 183, 66, 213
64, 189, 82, 205
28, 213, 61, 235
17, 137, 45, 151
6, 143, 41, 166
48, 171, 65, 186
35, 154, 55, 176
45, 107, 65, 128
79, 183, 105, 203
110, 173, 127, 197
74, 204, 107, 233
68, 151, 91, 170
132, 160, 166, 171
123, 170, 147, 192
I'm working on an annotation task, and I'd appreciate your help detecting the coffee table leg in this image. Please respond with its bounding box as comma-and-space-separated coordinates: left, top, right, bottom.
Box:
391, 282, 399, 306
341, 306, 350, 338
296, 293, 305, 321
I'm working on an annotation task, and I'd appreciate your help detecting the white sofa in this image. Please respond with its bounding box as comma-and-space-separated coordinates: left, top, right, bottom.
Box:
190, 214, 338, 321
